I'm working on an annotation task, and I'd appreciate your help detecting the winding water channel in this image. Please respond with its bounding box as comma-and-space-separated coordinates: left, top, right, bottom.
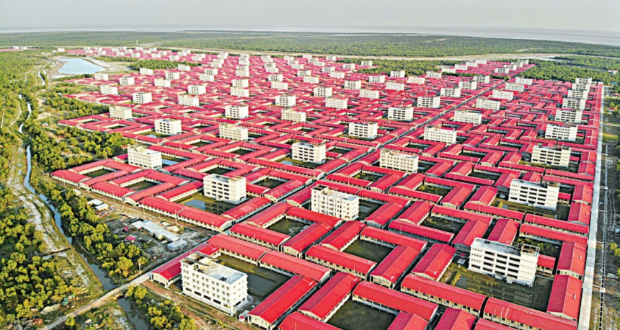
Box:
21, 101, 149, 329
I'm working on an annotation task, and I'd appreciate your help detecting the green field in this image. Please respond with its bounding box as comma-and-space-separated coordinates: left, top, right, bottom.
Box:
328, 300, 395, 330
268, 218, 307, 236
344, 240, 393, 263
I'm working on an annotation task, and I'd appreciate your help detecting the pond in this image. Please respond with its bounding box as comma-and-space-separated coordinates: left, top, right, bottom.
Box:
58, 58, 104, 75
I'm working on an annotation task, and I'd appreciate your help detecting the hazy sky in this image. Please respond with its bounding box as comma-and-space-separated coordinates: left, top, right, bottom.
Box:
1, 0, 619, 33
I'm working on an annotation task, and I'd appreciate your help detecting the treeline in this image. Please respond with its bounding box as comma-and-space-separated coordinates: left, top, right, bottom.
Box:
519, 60, 620, 87
125, 286, 196, 330
338, 58, 459, 76
128, 59, 198, 71
554, 56, 620, 71
44, 90, 109, 119
34, 178, 148, 281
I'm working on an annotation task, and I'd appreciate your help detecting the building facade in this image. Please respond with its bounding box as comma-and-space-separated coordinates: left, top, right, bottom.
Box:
311, 185, 359, 221
219, 124, 249, 141
281, 109, 307, 123
127, 145, 162, 169
132, 92, 152, 104
469, 238, 539, 286
545, 124, 578, 141
531, 145, 571, 167
203, 174, 247, 204
348, 122, 378, 139
424, 125, 457, 144
380, 149, 419, 173
292, 141, 326, 163
225, 105, 249, 119
154, 118, 183, 135
109, 106, 132, 120
387, 107, 414, 121
508, 179, 560, 210
453, 110, 482, 125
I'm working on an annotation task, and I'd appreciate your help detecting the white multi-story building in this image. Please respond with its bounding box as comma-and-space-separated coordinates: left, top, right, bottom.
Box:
232, 79, 249, 88
230, 87, 250, 98
329, 71, 346, 79
165, 71, 180, 80
504, 83, 525, 92
344, 80, 362, 90
326, 98, 348, 109
458, 81, 478, 90
311, 185, 359, 221
492, 90, 514, 101
178, 64, 191, 71
469, 238, 539, 287
100, 85, 118, 95
360, 60, 373, 66
545, 124, 578, 142
575, 77, 592, 84
342, 63, 356, 70
178, 95, 199, 107
271, 81, 288, 90
314, 86, 333, 98
303, 76, 319, 84
476, 98, 500, 111
94, 72, 109, 81
473, 75, 491, 84
440, 88, 462, 98
155, 118, 182, 135
562, 98, 586, 111
109, 106, 132, 120
453, 110, 482, 125
139, 68, 154, 75
203, 174, 246, 204
555, 109, 583, 123
567, 90, 588, 99
531, 144, 571, 167
199, 74, 215, 82
424, 125, 457, 144
359, 89, 380, 99
204, 68, 218, 76
387, 107, 414, 121
275, 95, 297, 107
322, 66, 335, 73
494, 67, 512, 74
225, 105, 249, 119
407, 77, 425, 84
132, 92, 152, 104
508, 179, 560, 210
348, 122, 378, 139
426, 71, 442, 79
292, 141, 326, 163
154, 78, 171, 88
514, 77, 533, 85
385, 82, 405, 91
127, 145, 162, 169
390, 70, 406, 78
572, 82, 591, 91
188, 84, 207, 95
219, 124, 248, 141
181, 252, 248, 315
119, 76, 135, 86
268, 74, 284, 82
417, 96, 441, 108
368, 75, 386, 83
281, 109, 306, 123
380, 149, 419, 173
441, 67, 457, 74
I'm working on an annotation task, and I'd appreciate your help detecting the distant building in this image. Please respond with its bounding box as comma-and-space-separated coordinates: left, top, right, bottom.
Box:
230, 87, 250, 98
453, 110, 482, 125
531, 144, 571, 167
203, 174, 246, 204
476, 98, 500, 111
232, 79, 249, 88
514, 77, 533, 85
469, 238, 539, 286
128, 145, 162, 169
387, 107, 414, 121
440, 88, 462, 98
348, 122, 378, 139
359, 89, 379, 99
292, 141, 326, 163
225, 105, 249, 119
473, 75, 490, 84
178, 95, 199, 107
109, 106, 132, 120
509, 179, 560, 210
407, 77, 425, 84
165, 71, 180, 80
188, 84, 207, 95
271, 81, 288, 90
311, 185, 359, 221
178, 64, 191, 71
458, 81, 478, 90
219, 124, 248, 141
380, 149, 419, 173
555, 109, 583, 123
154, 78, 171, 88
94, 72, 109, 81
281, 109, 306, 123
139, 68, 154, 75
491, 90, 514, 101
303, 76, 319, 84
275, 95, 297, 107
504, 83, 525, 92
424, 125, 456, 144
313, 86, 333, 98
385, 82, 405, 91
119, 76, 135, 86
368, 75, 386, 83
562, 98, 586, 111
99, 85, 118, 95
417, 96, 441, 108
390, 70, 406, 78
426, 71, 442, 79
344, 80, 362, 90
132, 92, 152, 104
545, 124, 578, 142
326, 98, 348, 109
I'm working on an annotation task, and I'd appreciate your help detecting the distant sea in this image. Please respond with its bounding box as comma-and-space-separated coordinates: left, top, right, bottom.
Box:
0, 25, 618, 47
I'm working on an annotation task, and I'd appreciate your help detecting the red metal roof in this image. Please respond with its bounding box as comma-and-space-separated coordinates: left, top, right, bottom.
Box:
151, 243, 218, 280
360, 227, 427, 251
352, 281, 438, 320
435, 308, 477, 330
320, 221, 366, 251
411, 244, 456, 281
547, 274, 582, 320
371, 246, 420, 284
280, 312, 341, 330
249, 275, 317, 325
557, 242, 586, 278
298, 272, 361, 321
486, 219, 520, 245
452, 220, 489, 248
259, 251, 331, 283
306, 245, 377, 276
389, 220, 454, 244
401, 274, 486, 312
474, 319, 514, 330
386, 312, 428, 330
484, 298, 577, 330
281, 223, 333, 254
207, 234, 269, 261
230, 222, 290, 247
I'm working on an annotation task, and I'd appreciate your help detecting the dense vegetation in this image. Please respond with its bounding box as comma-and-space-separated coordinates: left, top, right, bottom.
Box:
126, 286, 196, 330
338, 58, 459, 76
44, 89, 109, 119
127, 59, 199, 70
519, 60, 620, 89
1, 31, 619, 57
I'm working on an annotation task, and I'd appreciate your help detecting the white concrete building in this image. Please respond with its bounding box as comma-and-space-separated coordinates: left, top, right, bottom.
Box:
311, 185, 359, 221
453, 110, 482, 125
426, 71, 442, 79
407, 77, 426, 84
109, 106, 132, 120
417, 96, 441, 109
225, 105, 249, 119
314, 86, 333, 98
132, 92, 152, 104
514, 77, 533, 85
219, 124, 248, 141
230, 87, 250, 98
344, 80, 362, 90
139, 68, 154, 75
492, 90, 514, 101
440, 88, 462, 98
292, 141, 326, 163
232, 79, 249, 88
562, 98, 586, 111
188, 84, 207, 95
181, 252, 248, 315
119, 76, 135, 86
348, 122, 378, 139
303, 76, 320, 84
469, 238, 539, 286
555, 109, 583, 123
155, 119, 183, 135
297, 70, 312, 77
504, 83, 525, 92
380, 149, 419, 173
508, 179, 560, 210
531, 144, 571, 167
368, 75, 386, 83
178, 64, 191, 72
271, 81, 289, 90
361, 60, 373, 66
165, 71, 180, 80
281, 109, 306, 123
154, 78, 171, 88
330, 71, 346, 79
385, 82, 405, 91
387, 107, 414, 121
203, 174, 246, 204
473, 76, 491, 84
390, 70, 406, 78
359, 89, 380, 99
178, 95, 200, 107
322, 67, 335, 74
567, 90, 588, 100
545, 124, 578, 142
128, 145, 162, 169
424, 125, 457, 144
458, 81, 478, 90
342, 63, 356, 70
326, 98, 348, 109
476, 98, 500, 111
199, 74, 215, 82
100, 85, 118, 95
275, 95, 297, 107
268, 74, 284, 82
204, 68, 218, 76
94, 72, 109, 81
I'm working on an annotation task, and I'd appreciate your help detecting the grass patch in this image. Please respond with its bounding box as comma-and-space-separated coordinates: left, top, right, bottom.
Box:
84, 168, 114, 178
162, 155, 184, 166
231, 148, 254, 155
417, 184, 451, 196
359, 199, 383, 220
493, 198, 569, 220
353, 171, 384, 182
204, 166, 232, 175
218, 255, 290, 300
330, 147, 352, 155
278, 156, 322, 169
328, 300, 395, 330
515, 237, 561, 258
179, 193, 237, 214
344, 240, 392, 263
126, 180, 158, 191
421, 217, 465, 234
189, 140, 211, 147
469, 171, 501, 181
268, 218, 308, 236
254, 178, 286, 189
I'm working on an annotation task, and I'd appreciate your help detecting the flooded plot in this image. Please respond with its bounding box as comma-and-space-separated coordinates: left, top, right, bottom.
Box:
85, 168, 114, 178
421, 217, 464, 234
344, 240, 392, 263
268, 218, 308, 236
254, 178, 285, 189
278, 157, 322, 169
126, 180, 158, 191
359, 199, 383, 220
328, 300, 395, 330
162, 155, 184, 166
179, 193, 237, 215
